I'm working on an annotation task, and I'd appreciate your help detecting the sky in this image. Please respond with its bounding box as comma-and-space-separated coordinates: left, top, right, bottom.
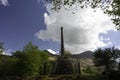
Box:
0, 0, 120, 54
0, 0, 60, 54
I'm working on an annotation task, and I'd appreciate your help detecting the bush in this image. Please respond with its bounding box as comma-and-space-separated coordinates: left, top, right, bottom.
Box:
81, 74, 109, 80
108, 70, 120, 80
58, 76, 74, 80
82, 67, 94, 74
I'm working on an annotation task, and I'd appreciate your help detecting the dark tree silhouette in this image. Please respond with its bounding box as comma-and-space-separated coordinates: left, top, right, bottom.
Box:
0, 42, 4, 54
93, 47, 120, 75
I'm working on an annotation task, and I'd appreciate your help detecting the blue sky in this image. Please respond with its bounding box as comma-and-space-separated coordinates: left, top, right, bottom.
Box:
0, 0, 59, 53
0, 0, 120, 54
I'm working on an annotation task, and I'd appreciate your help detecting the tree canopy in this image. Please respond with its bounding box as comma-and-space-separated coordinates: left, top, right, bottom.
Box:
0, 42, 50, 79
0, 42, 4, 54
44, 0, 111, 10
93, 47, 120, 75
106, 0, 120, 30
12, 42, 50, 79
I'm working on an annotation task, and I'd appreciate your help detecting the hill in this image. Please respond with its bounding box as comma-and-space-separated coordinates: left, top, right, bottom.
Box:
72, 51, 94, 59
45, 49, 94, 67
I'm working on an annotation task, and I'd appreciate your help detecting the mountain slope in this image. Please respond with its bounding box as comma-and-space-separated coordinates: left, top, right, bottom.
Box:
72, 51, 94, 59
45, 49, 95, 67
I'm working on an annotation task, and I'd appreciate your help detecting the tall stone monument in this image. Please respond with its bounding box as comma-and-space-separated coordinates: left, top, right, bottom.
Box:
53, 27, 74, 75
60, 27, 64, 56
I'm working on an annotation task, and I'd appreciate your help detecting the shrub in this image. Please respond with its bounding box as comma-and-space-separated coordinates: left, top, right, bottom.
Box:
82, 67, 94, 74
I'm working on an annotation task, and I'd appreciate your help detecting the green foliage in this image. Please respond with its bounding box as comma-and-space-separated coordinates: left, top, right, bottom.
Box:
118, 62, 120, 72
0, 55, 18, 77
0, 42, 4, 54
38, 75, 80, 80
64, 50, 72, 58
15, 52, 40, 79
12, 42, 50, 79
93, 47, 120, 74
38, 74, 109, 80
57, 75, 74, 80
106, 0, 120, 30
0, 42, 50, 79
44, 0, 110, 11
2, 41, 120, 80
82, 67, 94, 74
23, 42, 38, 53
81, 74, 109, 80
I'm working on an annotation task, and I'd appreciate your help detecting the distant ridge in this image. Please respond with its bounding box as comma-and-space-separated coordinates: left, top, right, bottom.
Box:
45, 49, 93, 59
72, 51, 94, 59
45, 49, 94, 67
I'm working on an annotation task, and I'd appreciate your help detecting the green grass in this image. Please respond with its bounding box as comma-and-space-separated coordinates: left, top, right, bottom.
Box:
36, 73, 109, 80
36, 67, 109, 80
81, 73, 109, 80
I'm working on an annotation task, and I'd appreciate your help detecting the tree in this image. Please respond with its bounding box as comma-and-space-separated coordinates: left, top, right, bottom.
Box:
106, 0, 120, 30
0, 42, 50, 79
0, 55, 18, 78
14, 52, 40, 79
64, 50, 72, 58
44, 0, 120, 29
44, 0, 111, 10
12, 42, 50, 79
23, 42, 39, 53
0, 42, 4, 54
93, 47, 120, 75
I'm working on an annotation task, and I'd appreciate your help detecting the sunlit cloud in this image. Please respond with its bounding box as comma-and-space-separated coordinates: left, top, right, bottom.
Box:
35, 3, 116, 54
0, 49, 12, 55
115, 45, 120, 50
0, 0, 9, 6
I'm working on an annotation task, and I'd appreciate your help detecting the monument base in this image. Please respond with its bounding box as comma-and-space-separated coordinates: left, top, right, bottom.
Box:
53, 56, 74, 75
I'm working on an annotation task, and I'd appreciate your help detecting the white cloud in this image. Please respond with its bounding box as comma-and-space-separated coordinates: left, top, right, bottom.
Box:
0, 49, 12, 55
0, 0, 9, 6
115, 45, 120, 50
35, 4, 116, 54
37, 0, 40, 3
47, 49, 57, 54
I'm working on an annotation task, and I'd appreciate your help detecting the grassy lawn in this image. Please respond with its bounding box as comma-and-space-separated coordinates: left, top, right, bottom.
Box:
36, 67, 111, 80
36, 73, 109, 80
81, 73, 109, 80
